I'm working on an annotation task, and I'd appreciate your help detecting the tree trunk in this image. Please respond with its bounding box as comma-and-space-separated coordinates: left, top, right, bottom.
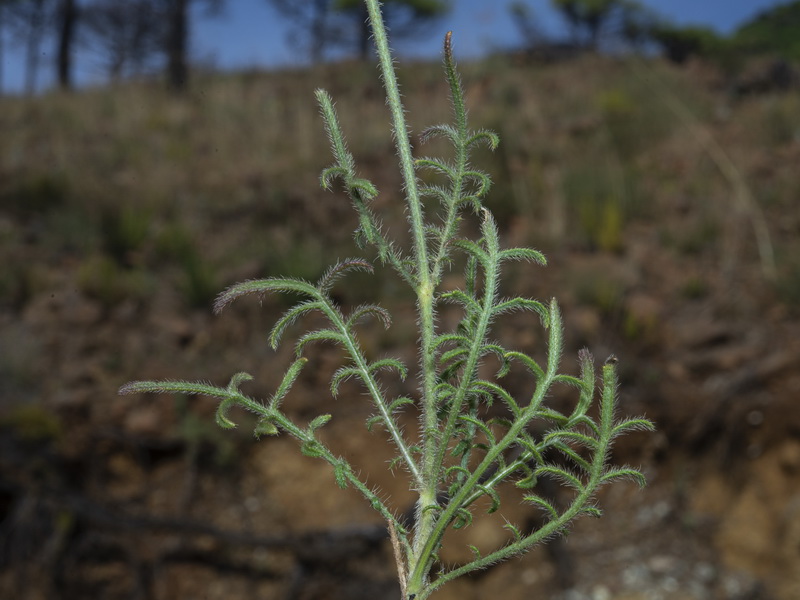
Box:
56, 0, 78, 90
166, 0, 188, 92
24, 0, 46, 95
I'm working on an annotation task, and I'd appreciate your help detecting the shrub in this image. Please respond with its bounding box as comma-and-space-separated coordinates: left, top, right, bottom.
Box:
120, 2, 653, 598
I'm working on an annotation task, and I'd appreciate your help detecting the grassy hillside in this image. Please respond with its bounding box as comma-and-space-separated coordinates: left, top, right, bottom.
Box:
1, 54, 800, 599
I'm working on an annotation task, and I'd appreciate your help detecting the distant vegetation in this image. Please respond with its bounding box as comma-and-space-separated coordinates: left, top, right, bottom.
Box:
2, 0, 800, 96
513, 0, 800, 69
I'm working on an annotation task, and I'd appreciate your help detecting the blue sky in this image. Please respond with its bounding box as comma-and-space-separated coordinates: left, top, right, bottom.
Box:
0, 0, 788, 93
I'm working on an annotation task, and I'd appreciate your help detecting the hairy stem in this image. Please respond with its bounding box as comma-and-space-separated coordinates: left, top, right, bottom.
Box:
363, 0, 442, 581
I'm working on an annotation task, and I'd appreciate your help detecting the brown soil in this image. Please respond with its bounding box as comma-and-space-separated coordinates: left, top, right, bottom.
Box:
1, 55, 799, 600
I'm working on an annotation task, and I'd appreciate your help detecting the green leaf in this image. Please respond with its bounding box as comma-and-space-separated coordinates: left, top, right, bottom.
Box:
213, 277, 317, 314
465, 254, 478, 295
308, 414, 333, 432
452, 508, 473, 529
552, 374, 584, 389
388, 455, 405, 471
545, 431, 599, 451
515, 472, 538, 490
486, 416, 513, 430
368, 358, 408, 380
458, 415, 495, 445
320, 165, 348, 189
545, 299, 564, 377
477, 485, 501, 513
419, 123, 458, 144
388, 396, 415, 413
215, 396, 239, 430
334, 462, 349, 489
317, 258, 374, 293
492, 298, 548, 326
505, 351, 545, 381
601, 467, 648, 489
503, 521, 523, 541
535, 465, 584, 492
479, 209, 500, 258
330, 366, 361, 397
269, 301, 323, 349
462, 169, 492, 198
480, 344, 511, 377
567, 414, 599, 436
119, 379, 228, 399
449, 438, 471, 458
418, 184, 450, 206
471, 380, 520, 417
498, 247, 547, 266
452, 239, 489, 267
315, 89, 351, 161
612, 417, 657, 436
523, 495, 559, 520
459, 195, 483, 213
300, 439, 324, 458
440, 289, 481, 314
434, 382, 456, 402
516, 434, 545, 464
271, 358, 308, 409
439, 359, 465, 382
415, 156, 456, 179
365, 414, 383, 432
350, 177, 378, 201
346, 304, 392, 329
444, 464, 471, 480
254, 417, 279, 437
440, 346, 469, 367
227, 372, 254, 392
295, 328, 346, 355
552, 442, 591, 473
536, 407, 569, 426
466, 129, 500, 151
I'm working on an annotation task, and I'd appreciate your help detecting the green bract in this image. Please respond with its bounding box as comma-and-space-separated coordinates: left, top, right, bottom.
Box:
120, 2, 654, 598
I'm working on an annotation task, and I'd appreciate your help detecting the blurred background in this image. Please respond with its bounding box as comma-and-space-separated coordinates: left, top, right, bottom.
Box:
1, 1, 799, 599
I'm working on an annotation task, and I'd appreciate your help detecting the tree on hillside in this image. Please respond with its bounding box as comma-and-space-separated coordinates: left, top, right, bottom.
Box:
513, 0, 656, 54
267, 0, 450, 63
55, 0, 78, 89
82, 0, 163, 81
733, 1, 800, 62
265, 0, 341, 63
2, 0, 78, 92
549, 0, 650, 50
551, 0, 616, 48
647, 22, 727, 65
334, 0, 450, 60
509, 2, 546, 50
4, 0, 52, 94
156, 0, 223, 92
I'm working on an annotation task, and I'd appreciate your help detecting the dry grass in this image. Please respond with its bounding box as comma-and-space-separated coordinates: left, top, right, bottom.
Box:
2, 56, 796, 303
3, 53, 800, 600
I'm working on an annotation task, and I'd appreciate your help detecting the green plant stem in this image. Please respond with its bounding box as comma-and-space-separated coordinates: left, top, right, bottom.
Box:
429, 33, 469, 284
430, 214, 499, 481
412, 363, 618, 600
405, 299, 561, 597
121, 3, 654, 596
363, 0, 443, 578
322, 292, 423, 486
